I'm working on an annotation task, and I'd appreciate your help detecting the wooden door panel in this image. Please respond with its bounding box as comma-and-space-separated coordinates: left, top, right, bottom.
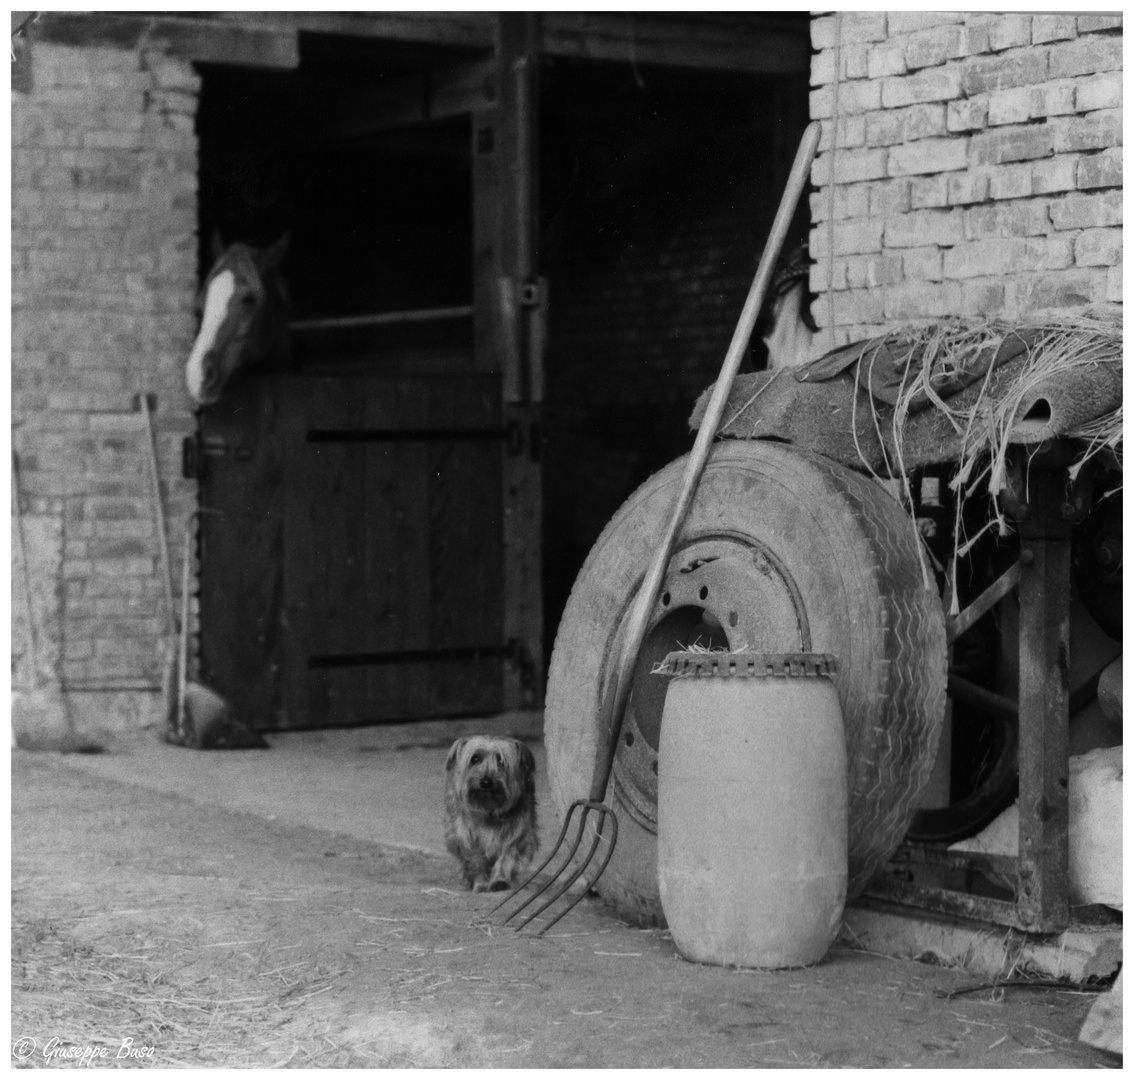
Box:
285, 372, 504, 726
200, 370, 506, 729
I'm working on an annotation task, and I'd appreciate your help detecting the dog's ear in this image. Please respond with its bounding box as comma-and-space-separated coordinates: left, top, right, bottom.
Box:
445, 737, 467, 772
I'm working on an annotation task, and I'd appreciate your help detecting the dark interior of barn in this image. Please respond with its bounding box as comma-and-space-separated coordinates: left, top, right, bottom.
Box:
193, 26, 811, 718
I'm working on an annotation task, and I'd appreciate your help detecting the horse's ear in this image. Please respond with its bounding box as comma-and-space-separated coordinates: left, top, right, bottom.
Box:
210, 228, 226, 262
263, 232, 290, 268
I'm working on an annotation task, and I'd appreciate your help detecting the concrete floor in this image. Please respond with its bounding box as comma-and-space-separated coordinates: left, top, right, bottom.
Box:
56, 710, 1121, 991
58, 710, 555, 858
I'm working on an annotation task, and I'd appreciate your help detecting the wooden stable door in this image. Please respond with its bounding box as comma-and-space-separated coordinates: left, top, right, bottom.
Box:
197, 371, 507, 729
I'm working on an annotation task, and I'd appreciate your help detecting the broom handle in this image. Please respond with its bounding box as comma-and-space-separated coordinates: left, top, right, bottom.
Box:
589, 121, 822, 803
177, 520, 193, 741
140, 394, 177, 637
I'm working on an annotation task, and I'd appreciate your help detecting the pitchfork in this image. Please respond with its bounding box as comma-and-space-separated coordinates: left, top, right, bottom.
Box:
492, 121, 823, 935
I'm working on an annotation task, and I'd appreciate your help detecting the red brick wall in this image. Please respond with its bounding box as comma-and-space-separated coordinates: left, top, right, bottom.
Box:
12, 43, 200, 728
807, 11, 1123, 351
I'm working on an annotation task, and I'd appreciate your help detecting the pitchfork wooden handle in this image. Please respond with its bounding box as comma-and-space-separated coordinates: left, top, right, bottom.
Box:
589, 121, 823, 803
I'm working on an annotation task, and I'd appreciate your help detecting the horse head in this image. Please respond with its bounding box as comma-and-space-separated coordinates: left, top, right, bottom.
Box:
185, 233, 290, 407
758, 243, 816, 371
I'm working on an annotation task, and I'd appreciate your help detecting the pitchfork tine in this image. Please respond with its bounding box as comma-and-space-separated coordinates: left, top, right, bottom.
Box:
513, 805, 618, 935
489, 800, 588, 920
491, 800, 616, 933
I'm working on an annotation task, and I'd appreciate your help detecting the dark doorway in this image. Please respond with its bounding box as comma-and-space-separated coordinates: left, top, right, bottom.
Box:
193, 35, 510, 729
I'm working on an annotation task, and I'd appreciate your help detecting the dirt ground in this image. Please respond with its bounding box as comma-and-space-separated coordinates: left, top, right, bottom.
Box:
11, 751, 1117, 1069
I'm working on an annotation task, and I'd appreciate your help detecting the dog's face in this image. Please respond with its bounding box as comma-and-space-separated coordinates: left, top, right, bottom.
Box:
445, 736, 535, 815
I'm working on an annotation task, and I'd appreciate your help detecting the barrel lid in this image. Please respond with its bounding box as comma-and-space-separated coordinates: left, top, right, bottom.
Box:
656, 651, 838, 679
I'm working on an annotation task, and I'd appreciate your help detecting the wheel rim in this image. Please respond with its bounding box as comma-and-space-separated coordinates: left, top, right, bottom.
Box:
605, 531, 811, 831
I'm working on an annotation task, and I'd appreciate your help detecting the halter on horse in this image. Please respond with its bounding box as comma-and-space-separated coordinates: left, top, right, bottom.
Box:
185, 234, 290, 406
757, 243, 816, 371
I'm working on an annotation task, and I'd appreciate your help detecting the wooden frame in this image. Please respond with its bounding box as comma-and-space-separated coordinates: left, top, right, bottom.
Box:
866, 446, 1075, 933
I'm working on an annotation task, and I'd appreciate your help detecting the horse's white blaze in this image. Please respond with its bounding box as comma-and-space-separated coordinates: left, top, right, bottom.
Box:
763, 281, 815, 370
186, 269, 236, 402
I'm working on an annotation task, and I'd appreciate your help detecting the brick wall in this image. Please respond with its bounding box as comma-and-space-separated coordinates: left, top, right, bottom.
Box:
807, 11, 1123, 351
12, 43, 200, 731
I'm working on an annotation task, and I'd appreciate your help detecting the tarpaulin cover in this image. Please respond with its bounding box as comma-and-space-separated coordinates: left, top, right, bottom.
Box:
689, 320, 1122, 474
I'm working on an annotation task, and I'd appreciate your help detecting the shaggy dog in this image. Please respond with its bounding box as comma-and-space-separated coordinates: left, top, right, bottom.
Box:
444, 736, 538, 892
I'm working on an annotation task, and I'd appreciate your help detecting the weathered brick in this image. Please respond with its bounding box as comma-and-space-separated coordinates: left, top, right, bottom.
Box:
841, 11, 889, 43
1077, 15, 1122, 33
943, 236, 1073, 279
863, 108, 905, 146
1031, 14, 1078, 44
962, 16, 995, 57
889, 136, 968, 177
947, 171, 991, 205
810, 78, 884, 118
812, 42, 873, 85
883, 280, 963, 320
988, 14, 1033, 52
866, 40, 907, 79
901, 246, 945, 281
962, 49, 1048, 95
882, 66, 963, 107
809, 182, 871, 222
1049, 190, 1123, 230
810, 216, 886, 257
884, 208, 965, 248
904, 24, 966, 69
868, 178, 912, 217
864, 102, 948, 147
1028, 80, 1077, 119
1076, 148, 1122, 190
817, 113, 867, 152
1031, 155, 1079, 194
811, 146, 889, 186
1048, 35, 1123, 79
964, 199, 1051, 239
1074, 227, 1122, 267
947, 96, 989, 133
888, 12, 966, 35
1075, 71, 1123, 113
838, 252, 905, 290
1051, 109, 1122, 154
969, 124, 1054, 166
1106, 264, 1121, 303
959, 278, 1007, 316
987, 85, 1033, 126
828, 286, 886, 324
911, 174, 950, 209
1016, 269, 1097, 310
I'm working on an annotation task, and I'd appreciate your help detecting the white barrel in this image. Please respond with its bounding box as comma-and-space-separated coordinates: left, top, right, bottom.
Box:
656, 652, 847, 969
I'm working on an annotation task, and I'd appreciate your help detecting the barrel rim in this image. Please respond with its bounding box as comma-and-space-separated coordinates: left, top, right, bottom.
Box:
657, 651, 839, 679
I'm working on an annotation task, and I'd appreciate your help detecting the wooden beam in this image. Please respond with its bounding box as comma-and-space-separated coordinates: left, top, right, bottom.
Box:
36, 12, 806, 77
1015, 464, 1072, 934
542, 12, 809, 75
311, 58, 495, 143
473, 15, 545, 710
210, 10, 496, 50
34, 12, 299, 69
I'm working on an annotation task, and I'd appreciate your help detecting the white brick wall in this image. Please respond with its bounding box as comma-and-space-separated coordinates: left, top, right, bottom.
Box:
808, 12, 1123, 351
12, 43, 200, 708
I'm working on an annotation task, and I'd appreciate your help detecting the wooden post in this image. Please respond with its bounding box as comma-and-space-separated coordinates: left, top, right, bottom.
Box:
472, 13, 544, 709
1014, 459, 1071, 932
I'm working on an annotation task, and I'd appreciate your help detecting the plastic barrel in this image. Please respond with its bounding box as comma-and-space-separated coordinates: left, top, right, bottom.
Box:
656, 652, 847, 969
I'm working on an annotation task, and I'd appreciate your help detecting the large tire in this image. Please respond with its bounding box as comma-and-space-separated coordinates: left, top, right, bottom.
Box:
546, 440, 947, 926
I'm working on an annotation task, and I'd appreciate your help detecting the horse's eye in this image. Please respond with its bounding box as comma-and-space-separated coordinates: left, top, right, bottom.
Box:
240, 293, 257, 306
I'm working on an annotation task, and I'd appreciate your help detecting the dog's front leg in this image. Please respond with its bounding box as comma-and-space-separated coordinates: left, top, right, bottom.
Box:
487, 851, 522, 892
